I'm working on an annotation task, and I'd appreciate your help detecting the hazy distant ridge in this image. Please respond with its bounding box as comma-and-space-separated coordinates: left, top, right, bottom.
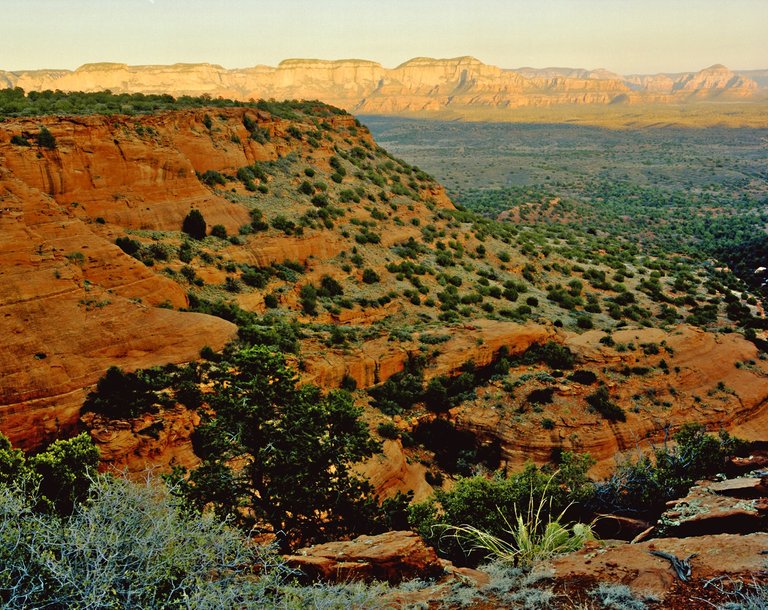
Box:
1, 57, 765, 114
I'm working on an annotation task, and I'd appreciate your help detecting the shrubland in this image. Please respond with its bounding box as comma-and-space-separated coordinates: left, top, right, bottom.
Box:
1, 91, 766, 605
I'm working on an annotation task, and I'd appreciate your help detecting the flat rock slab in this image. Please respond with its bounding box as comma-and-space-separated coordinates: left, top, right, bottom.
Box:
543, 532, 768, 600
660, 477, 768, 536
285, 530, 444, 584
708, 476, 768, 498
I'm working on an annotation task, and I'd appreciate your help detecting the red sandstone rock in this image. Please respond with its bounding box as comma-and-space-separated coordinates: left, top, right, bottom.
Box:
543, 533, 768, 601
658, 476, 768, 537
285, 530, 444, 583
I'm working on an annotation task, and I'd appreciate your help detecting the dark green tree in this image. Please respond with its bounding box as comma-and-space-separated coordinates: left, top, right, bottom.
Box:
0, 432, 99, 515
177, 346, 379, 549
182, 209, 207, 240
36, 125, 57, 149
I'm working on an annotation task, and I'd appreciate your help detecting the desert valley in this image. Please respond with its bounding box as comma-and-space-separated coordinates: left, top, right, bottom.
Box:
1, 49, 768, 609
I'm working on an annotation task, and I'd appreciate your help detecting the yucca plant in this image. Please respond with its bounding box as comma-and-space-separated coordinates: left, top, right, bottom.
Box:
440, 471, 595, 567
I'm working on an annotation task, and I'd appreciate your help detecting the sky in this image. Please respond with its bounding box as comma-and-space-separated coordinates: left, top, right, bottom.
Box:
2, 0, 766, 74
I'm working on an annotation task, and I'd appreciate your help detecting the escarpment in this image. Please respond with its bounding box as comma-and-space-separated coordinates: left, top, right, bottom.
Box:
1, 98, 767, 499
3, 58, 765, 122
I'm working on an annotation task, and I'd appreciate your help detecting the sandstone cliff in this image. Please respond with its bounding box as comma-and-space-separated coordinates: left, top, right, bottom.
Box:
0, 107, 303, 449
2, 58, 765, 118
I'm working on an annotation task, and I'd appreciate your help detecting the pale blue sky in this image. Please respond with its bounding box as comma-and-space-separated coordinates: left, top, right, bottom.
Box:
3, 0, 766, 73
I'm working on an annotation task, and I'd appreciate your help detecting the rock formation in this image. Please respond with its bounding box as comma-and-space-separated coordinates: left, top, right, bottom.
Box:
285, 530, 444, 584
0, 108, 296, 449
2, 58, 765, 119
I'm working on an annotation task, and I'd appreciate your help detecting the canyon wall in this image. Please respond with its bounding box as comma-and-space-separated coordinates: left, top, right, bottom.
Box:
1, 58, 764, 117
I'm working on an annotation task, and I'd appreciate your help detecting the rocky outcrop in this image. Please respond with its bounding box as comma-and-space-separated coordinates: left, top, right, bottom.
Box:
627, 64, 759, 99
80, 406, 201, 474
0, 162, 237, 450
543, 533, 768, 601
3, 59, 764, 117
285, 530, 444, 583
302, 320, 556, 390
453, 325, 768, 476
357, 439, 433, 502
658, 475, 768, 537
0, 107, 329, 450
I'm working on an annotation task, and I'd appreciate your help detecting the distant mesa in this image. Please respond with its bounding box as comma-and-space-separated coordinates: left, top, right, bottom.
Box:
1, 57, 765, 117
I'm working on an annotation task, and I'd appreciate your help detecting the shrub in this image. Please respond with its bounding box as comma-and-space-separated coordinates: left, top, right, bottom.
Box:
37, 126, 57, 149
10, 134, 30, 146
377, 422, 400, 440
340, 374, 357, 392
586, 386, 625, 422
319, 275, 344, 297
210, 224, 227, 239
199, 170, 226, 187
263, 293, 279, 308
568, 370, 598, 385
362, 268, 380, 284
589, 583, 652, 610
522, 341, 576, 370
271, 215, 297, 235
0, 432, 99, 516
440, 478, 595, 567
182, 209, 207, 240
527, 387, 555, 405
299, 283, 318, 315
298, 180, 314, 196
175, 346, 380, 549
410, 454, 595, 564
311, 194, 329, 208
115, 236, 141, 256
0, 474, 286, 609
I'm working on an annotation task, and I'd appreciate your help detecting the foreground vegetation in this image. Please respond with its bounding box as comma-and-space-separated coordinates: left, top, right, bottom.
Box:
0, 419, 753, 608
0, 472, 392, 609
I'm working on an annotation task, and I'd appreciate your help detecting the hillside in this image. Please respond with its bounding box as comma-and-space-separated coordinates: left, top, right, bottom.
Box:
0, 97, 766, 492
1, 57, 767, 127
2, 92, 768, 608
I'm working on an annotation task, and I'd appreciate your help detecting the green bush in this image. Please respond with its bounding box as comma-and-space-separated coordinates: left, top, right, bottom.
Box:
522, 341, 576, 370
115, 236, 141, 256
175, 345, 380, 549
182, 209, 207, 240
37, 125, 57, 149
362, 268, 380, 284
594, 423, 745, 519
210, 224, 227, 239
377, 422, 400, 440
83, 366, 164, 419
409, 453, 594, 564
199, 170, 226, 187
585, 386, 625, 422
298, 180, 314, 196
0, 432, 99, 516
0, 474, 288, 609
299, 283, 318, 315
319, 275, 344, 297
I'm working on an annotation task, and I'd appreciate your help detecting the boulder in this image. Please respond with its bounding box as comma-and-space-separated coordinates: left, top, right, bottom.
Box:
543, 532, 768, 600
658, 476, 768, 537
285, 530, 444, 583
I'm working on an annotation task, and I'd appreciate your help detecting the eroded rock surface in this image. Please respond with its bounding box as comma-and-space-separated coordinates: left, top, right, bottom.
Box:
285, 530, 444, 584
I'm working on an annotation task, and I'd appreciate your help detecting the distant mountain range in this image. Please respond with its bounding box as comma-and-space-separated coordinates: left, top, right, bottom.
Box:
2, 57, 766, 115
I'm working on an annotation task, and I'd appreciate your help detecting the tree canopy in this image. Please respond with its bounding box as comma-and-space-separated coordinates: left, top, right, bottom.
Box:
175, 345, 380, 549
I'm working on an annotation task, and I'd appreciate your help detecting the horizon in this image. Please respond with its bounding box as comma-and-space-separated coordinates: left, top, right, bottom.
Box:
2, 0, 766, 75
